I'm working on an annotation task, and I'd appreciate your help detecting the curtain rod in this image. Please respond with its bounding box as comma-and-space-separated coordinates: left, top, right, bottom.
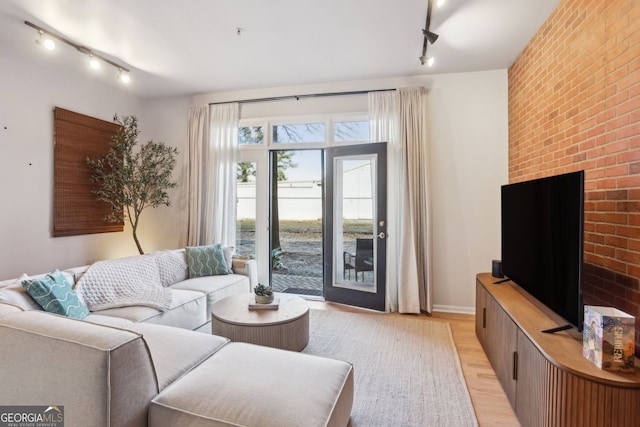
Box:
208, 88, 396, 105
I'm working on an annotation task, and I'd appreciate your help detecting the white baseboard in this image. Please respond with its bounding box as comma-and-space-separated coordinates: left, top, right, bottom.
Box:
432, 304, 475, 315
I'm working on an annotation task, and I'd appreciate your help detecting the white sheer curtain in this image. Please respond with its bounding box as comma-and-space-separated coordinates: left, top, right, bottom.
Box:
185, 103, 239, 247
369, 87, 432, 313
186, 105, 209, 246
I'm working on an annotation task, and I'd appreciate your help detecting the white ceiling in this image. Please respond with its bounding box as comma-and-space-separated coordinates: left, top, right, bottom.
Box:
0, 0, 560, 99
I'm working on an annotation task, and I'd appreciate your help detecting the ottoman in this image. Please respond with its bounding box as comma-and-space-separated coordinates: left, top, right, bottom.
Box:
149, 342, 354, 427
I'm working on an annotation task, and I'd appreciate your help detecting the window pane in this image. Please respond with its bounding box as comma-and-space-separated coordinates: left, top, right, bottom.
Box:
236, 161, 256, 257
273, 123, 325, 143
334, 120, 369, 142
335, 157, 375, 290
238, 126, 264, 145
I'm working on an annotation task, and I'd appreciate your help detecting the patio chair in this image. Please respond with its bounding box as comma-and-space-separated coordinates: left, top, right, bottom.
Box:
355, 238, 374, 281
343, 251, 355, 280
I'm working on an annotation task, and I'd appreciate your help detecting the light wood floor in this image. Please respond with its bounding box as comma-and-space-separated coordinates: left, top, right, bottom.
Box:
307, 300, 521, 427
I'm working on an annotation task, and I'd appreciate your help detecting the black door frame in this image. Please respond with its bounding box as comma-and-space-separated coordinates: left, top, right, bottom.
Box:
323, 143, 387, 311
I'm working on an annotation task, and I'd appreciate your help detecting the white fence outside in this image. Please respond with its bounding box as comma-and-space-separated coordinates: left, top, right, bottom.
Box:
237, 163, 374, 220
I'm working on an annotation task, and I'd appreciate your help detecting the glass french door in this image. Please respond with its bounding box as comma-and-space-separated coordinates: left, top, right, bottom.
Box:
269, 150, 324, 295
323, 143, 387, 311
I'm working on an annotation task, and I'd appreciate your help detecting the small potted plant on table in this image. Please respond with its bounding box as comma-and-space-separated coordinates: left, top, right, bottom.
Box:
254, 284, 274, 304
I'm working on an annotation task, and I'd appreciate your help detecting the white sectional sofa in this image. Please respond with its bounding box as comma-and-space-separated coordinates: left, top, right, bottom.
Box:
0, 249, 354, 427
0, 249, 257, 332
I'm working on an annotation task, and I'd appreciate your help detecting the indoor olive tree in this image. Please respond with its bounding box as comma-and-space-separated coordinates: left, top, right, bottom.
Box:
87, 115, 177, 254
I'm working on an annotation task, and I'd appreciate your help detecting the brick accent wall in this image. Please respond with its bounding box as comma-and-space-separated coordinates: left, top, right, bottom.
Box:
509, 0, 640, 355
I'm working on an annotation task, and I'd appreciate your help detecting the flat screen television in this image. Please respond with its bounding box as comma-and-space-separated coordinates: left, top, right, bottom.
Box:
501, 170, 584, 332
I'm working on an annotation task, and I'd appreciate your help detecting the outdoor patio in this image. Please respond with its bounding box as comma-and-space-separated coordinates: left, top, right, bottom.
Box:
272, 273, 323, 296
237, 218, 374, 298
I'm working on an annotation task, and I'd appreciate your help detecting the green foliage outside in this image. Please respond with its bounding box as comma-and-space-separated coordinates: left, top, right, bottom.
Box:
87, 115, 178, 255
237, 126, 299, 182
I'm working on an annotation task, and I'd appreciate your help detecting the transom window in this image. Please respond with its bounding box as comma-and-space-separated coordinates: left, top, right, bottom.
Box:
238, 126, 264, 145
238, 115, 368, 147
273, 123, 325, 144
334, 120, 369, 142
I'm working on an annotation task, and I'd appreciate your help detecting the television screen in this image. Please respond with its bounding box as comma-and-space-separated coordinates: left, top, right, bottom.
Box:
501, 170, 584, 331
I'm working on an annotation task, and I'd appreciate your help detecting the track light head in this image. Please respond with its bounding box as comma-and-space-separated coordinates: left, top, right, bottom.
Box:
89, 54, 101, 70
422, 29, 439, 44
36, 30, 55, 51
118, 69, 131, 83
419, 55, 435, 67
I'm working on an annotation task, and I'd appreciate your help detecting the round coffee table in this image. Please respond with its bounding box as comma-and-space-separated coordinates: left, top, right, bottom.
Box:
211, 293, 310, 351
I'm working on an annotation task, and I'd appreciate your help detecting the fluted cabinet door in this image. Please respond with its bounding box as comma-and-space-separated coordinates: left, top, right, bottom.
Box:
485, 293, 518, 408
515, 329, 549, 427
475, 282, 487, 348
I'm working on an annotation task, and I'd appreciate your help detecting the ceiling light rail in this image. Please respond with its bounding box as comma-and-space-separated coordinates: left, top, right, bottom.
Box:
208, 89, 396, 105
419, 0, 440, 66
24, 21, 131, 83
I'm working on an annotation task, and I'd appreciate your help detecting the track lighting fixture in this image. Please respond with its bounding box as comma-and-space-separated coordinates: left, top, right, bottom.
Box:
418, 55, 435, 67
419, 0, 440, 66
25, 21, 131, 84
422, 29, 439, 45
89, 54, 101, 70
118, 68, 131, 83
36, 30, 55, 51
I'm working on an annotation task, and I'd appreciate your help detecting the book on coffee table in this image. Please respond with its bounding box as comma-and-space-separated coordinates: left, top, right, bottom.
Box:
248, 298, 280, 310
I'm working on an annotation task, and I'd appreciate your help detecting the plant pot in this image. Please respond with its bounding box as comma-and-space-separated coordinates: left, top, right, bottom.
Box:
255, 294, 275, 304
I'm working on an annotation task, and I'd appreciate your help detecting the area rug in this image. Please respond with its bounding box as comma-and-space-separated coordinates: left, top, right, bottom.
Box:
303, 309, 478, 427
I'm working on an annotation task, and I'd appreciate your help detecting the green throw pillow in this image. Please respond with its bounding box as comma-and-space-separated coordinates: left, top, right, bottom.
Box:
185, 244, 230, 278
22, 270, 90, 319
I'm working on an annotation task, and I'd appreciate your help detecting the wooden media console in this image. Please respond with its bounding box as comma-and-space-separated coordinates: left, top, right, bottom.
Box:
475, 273, 640, 427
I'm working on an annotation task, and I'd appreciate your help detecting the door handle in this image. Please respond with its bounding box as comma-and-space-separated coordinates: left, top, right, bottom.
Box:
377, 232, 386, 239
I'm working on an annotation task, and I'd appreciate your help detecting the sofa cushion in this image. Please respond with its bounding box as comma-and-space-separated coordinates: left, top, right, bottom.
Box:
0, 311, 158, 427
127, 323, 229, 391
64, 264, 91, 284
0, 275, 42, 311
185, 244, 229, 278
21, 270, 89, 319
0, 302, 23, 318
84, 313, 136, 328
149, 342, 354, 427
91, 289, 207, 330
170, 274, 250, 320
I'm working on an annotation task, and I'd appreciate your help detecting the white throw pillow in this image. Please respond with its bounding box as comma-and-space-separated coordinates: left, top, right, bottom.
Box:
223, 246, 234, 274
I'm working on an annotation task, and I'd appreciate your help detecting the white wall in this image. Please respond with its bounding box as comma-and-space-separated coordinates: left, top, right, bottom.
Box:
193, 70, 509, 312
427, 71, 508, 312
137, 96, 192, 250
0, 46, 189, 279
